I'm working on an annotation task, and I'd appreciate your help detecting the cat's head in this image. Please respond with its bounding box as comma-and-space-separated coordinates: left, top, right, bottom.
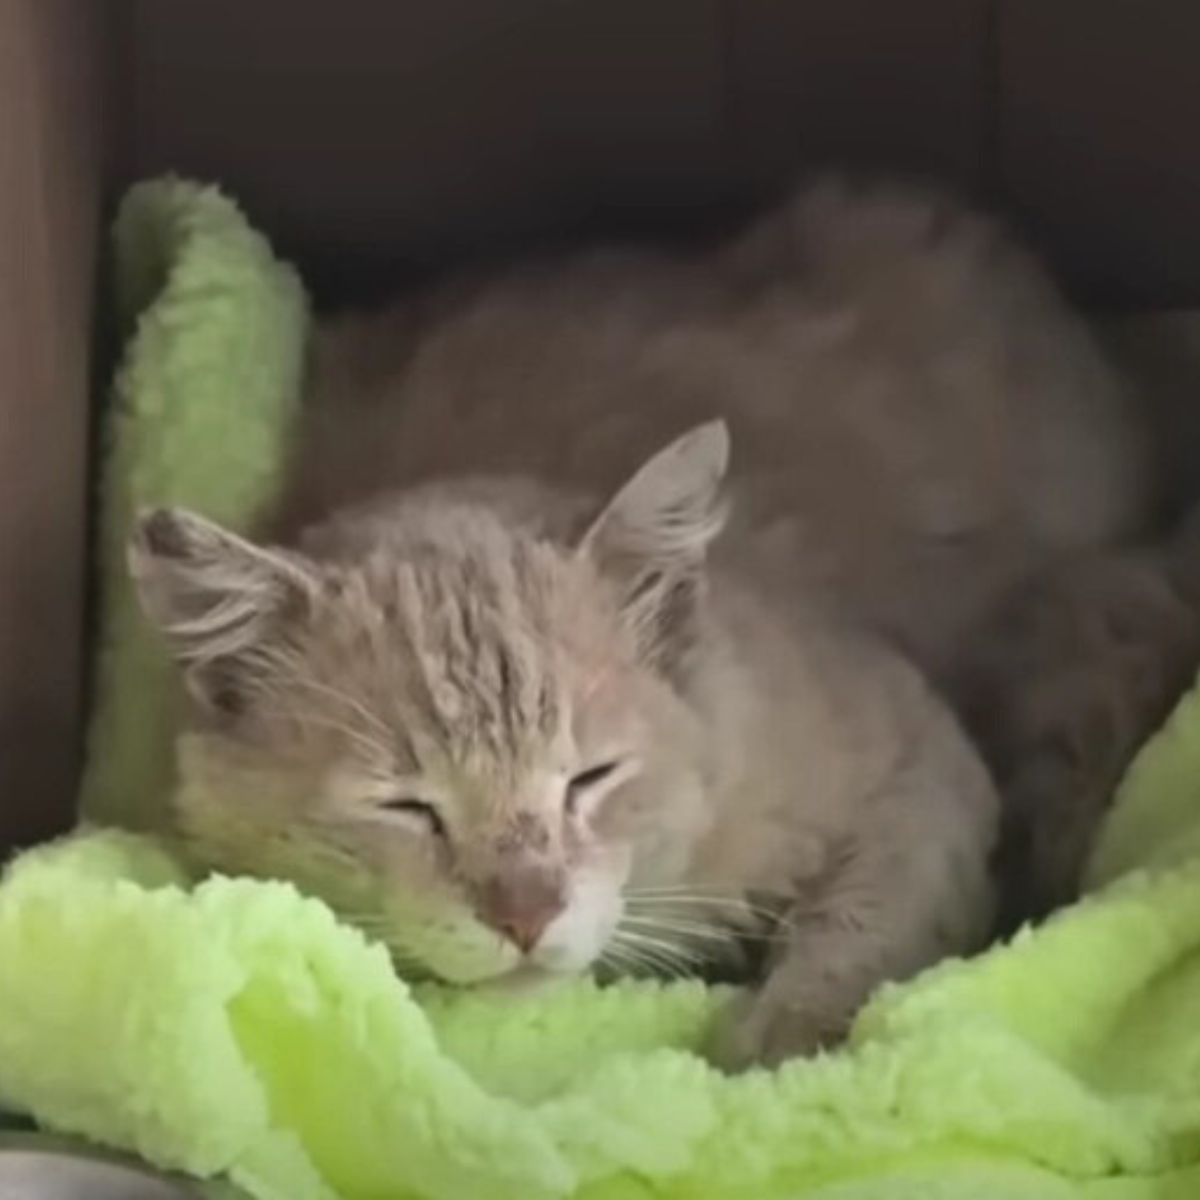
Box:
129, 422, 730, 985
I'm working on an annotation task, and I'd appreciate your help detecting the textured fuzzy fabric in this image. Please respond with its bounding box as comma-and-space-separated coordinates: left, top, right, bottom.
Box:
5, 825, 1200, 1199
7, 177, 1200, 1199
78, 178, 308, 830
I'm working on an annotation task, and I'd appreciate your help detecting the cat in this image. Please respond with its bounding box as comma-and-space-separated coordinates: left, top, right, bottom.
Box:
128, 179, 1182, 1067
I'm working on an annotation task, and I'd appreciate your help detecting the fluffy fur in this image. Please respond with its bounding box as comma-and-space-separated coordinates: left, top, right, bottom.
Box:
130, 179, 1186, 1066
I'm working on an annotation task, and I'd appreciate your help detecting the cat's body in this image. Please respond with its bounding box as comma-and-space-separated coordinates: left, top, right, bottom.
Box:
131, 181, 1190, 1066
281, 181, 1149, 678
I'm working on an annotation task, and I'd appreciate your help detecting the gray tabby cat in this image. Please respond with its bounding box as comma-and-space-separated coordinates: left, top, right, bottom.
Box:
129, 180, 1195, 1067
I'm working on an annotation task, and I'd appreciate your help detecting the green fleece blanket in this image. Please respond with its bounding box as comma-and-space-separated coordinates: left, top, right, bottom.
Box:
2, 178, 1199, 1199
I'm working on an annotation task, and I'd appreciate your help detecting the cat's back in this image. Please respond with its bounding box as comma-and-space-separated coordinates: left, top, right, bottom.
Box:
282, 179, 1150, 666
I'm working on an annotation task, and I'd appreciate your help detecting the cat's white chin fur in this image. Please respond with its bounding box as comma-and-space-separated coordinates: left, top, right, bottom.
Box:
528, 869, 624, 976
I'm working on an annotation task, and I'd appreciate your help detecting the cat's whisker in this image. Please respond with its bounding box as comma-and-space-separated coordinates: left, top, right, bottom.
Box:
623, 893, 794, 932
642, 924, 788, 949
599, 943, 649, 977
624, 886, 767, 906
599, 942, 648, 977
625, 906, 794, 940
619, 914, 740, 944
608, 931, 680, 974
611, 927, 708, 975
612, 944, 687, 979
624, 886, 790, 910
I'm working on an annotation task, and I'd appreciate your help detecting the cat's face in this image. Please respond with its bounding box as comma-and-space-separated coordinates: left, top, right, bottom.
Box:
131, 423, 728, 984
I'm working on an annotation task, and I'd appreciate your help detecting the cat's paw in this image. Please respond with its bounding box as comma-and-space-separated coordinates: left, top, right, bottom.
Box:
707, 985, 850, 1071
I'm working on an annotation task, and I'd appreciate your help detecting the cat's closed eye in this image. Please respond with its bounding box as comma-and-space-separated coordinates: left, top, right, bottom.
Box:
566, 761, 620, 812
379, 797, 446, 836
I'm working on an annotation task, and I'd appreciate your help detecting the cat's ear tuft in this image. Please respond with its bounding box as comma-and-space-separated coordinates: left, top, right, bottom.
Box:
580, 421, 730, 674
128, 507, 316, 710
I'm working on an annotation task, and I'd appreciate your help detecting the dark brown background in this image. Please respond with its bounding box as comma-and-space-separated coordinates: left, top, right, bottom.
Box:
2, 0, 1199, 848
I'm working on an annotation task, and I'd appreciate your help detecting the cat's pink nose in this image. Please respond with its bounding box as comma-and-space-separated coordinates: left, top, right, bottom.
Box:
476, 872, 566, 954
495, 915, 553, 954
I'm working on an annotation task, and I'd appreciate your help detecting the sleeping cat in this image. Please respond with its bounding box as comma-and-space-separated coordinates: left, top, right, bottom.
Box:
129, 180, 1191, 1067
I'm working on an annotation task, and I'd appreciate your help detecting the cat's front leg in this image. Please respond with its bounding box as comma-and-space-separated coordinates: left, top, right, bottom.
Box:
712, 895, 940, 1067
712, 746, 998, 1069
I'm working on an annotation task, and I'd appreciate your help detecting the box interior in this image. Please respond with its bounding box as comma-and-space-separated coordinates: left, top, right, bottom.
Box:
3, 0, 1199, 851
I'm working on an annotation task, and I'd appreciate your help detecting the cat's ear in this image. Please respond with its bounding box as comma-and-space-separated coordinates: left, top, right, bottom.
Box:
580, 421, 730, 674
128, 507, 317, 711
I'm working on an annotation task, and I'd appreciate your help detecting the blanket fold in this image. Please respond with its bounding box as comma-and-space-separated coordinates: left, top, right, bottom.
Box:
79, 179, 308, 831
